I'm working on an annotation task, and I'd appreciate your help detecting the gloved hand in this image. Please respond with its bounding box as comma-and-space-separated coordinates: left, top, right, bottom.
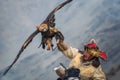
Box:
55, 31, 64, 42
38, 27, 64, 50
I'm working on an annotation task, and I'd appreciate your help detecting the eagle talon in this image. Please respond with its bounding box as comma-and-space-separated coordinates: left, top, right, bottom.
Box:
55, 31, 64, 41
3, 0, 73, 76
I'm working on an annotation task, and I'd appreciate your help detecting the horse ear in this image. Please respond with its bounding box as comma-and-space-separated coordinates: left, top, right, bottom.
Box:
89, 39, 97, 44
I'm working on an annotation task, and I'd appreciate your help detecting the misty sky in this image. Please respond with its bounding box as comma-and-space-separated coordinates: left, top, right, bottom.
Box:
0, 0, 120, 80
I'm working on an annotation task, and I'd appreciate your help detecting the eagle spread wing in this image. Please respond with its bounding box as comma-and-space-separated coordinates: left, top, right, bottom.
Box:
3, 0, 72, 76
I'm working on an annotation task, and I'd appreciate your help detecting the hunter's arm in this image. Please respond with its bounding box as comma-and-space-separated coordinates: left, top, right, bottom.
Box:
57, 40, 78, 59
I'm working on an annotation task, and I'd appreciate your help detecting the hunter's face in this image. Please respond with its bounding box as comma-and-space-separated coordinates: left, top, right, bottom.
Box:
36, 23, 48, 32
83, 51, 94, 61
83, 48, 100, 61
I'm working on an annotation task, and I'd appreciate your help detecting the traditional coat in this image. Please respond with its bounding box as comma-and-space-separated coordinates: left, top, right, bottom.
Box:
56, 40, 106, 80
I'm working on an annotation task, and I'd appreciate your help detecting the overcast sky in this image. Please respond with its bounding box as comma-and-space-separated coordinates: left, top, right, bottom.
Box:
0, 0, 120, 80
